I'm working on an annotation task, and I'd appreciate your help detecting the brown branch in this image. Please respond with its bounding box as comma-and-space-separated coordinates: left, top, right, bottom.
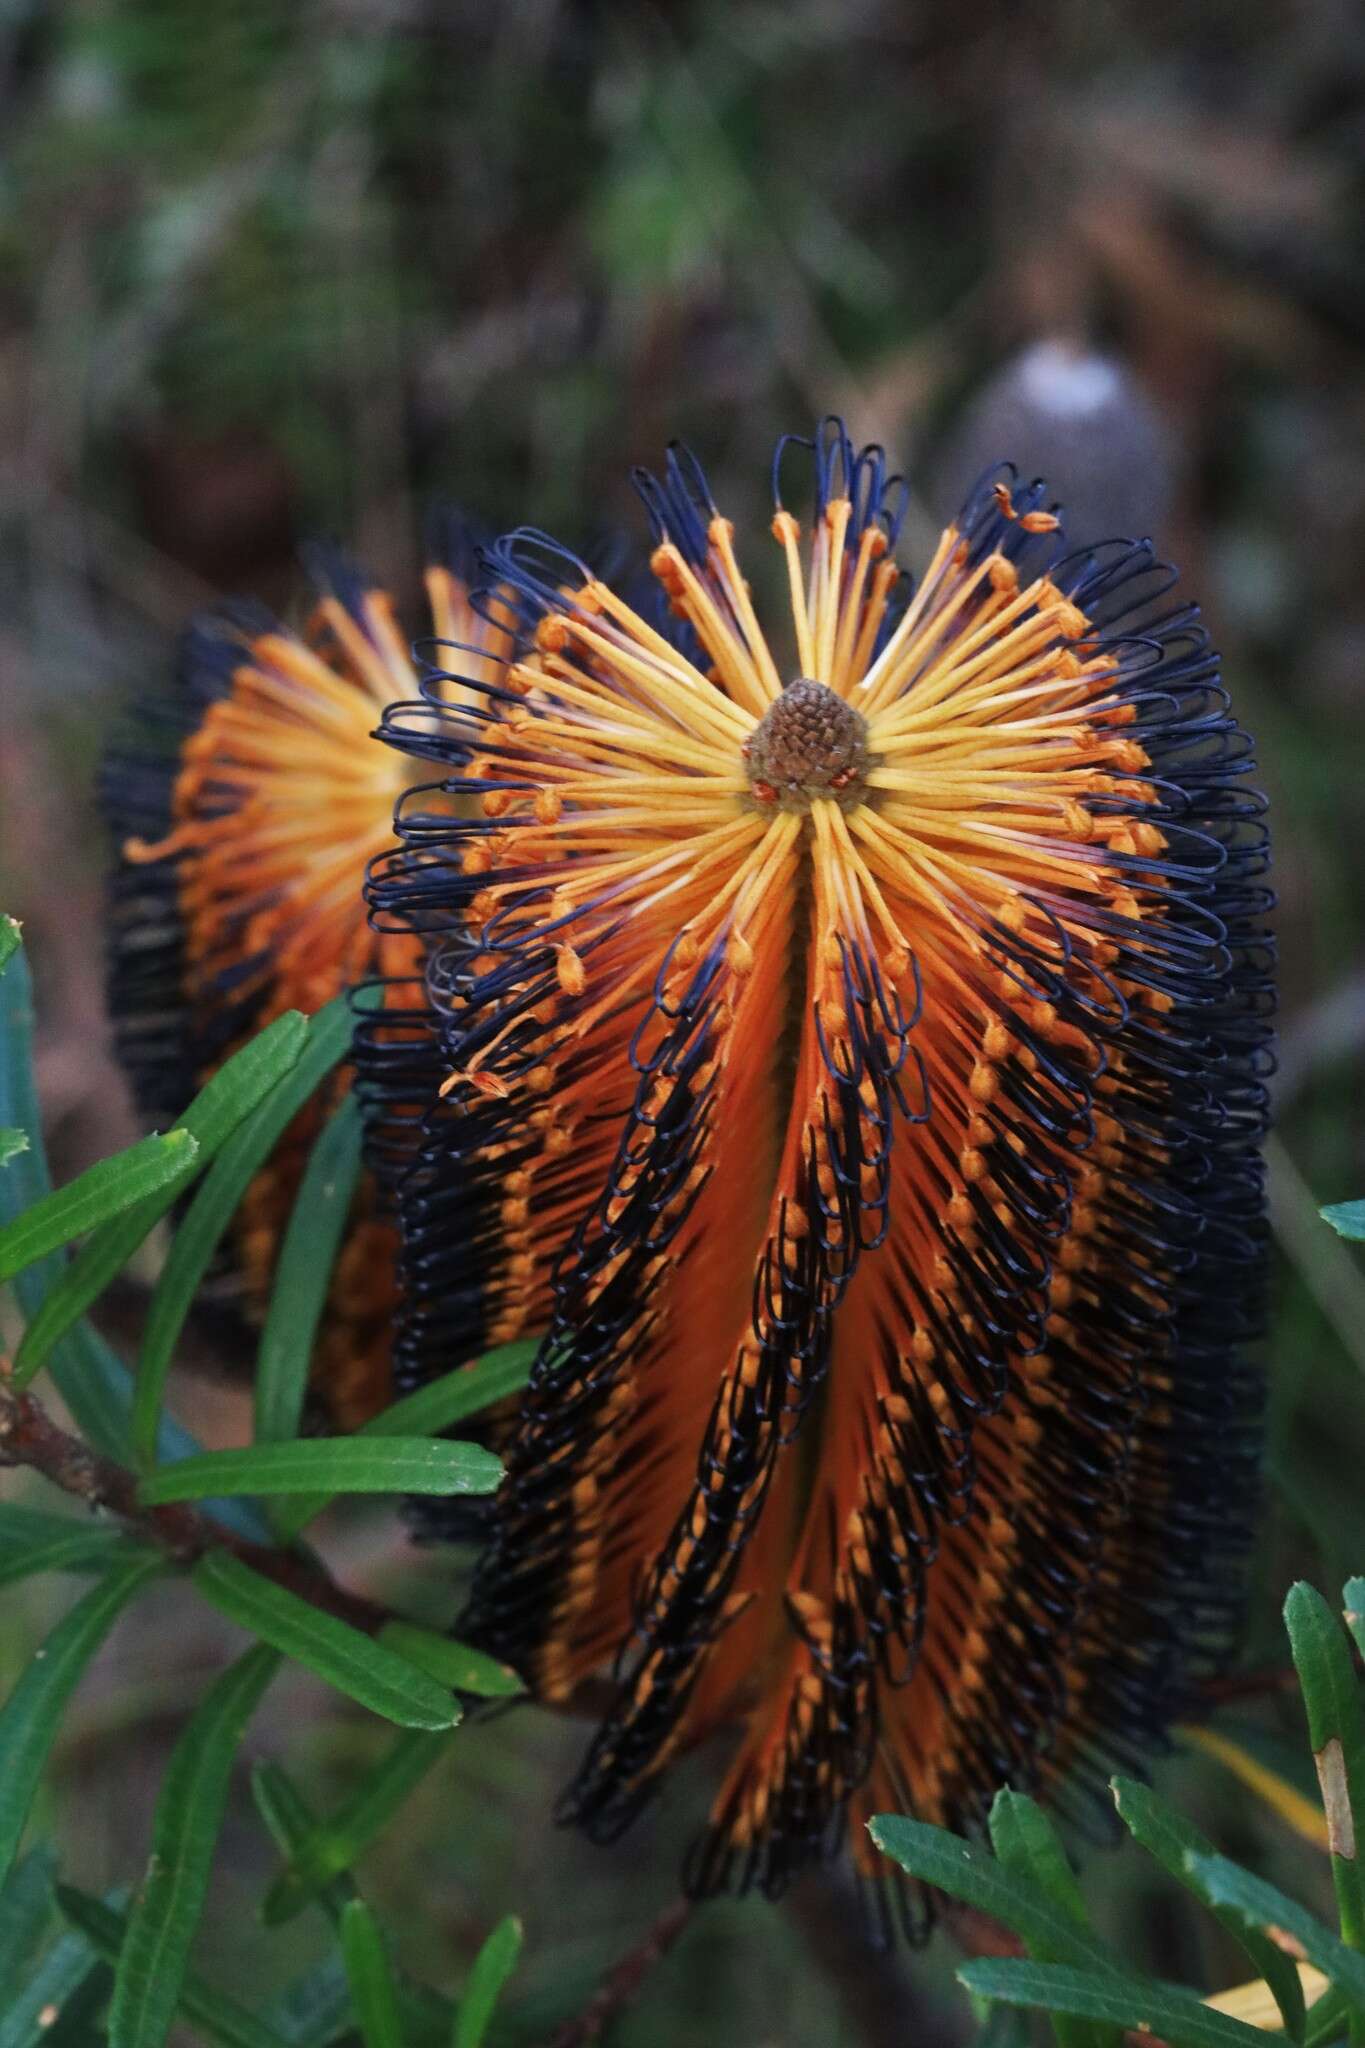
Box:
1196, 1663, 1300, 1706
0, 1372, 389, 1636
547, 1896, 693, 2048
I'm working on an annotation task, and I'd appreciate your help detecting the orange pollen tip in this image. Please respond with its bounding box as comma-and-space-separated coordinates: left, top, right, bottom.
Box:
1019, 508, 1061, 533
535, 616, 571, 654
534, 789, 563, 825
988, 555, 1019, 595
770, 510, 800, 544
707, 515, 735, 544
726, 931, 755, 976
555, 945, 586, 996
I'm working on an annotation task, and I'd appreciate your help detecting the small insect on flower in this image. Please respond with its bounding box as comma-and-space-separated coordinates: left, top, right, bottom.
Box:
371, 422, 1272, 1933
102, 518, 512, 1427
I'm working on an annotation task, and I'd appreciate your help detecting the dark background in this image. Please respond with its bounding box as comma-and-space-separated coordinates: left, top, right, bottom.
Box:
2, 3, 1364, 2040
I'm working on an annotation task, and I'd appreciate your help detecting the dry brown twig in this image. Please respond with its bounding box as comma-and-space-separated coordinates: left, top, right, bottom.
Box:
0, 1366, 389, 1637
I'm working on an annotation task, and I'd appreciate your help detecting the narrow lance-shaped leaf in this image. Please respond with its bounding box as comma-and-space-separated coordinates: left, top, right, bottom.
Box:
254, 1095, 364, 1450
1112, 1775, 1305, 2041
0, 939, 234, 1481
0, 1129, 29, 1167
0, 1503, 146, 1590
0, 1919, 110, 2048
454, 1917, 523, 2048
988, 1789, 1116, 2048
14, 1009, 307, 1387
376, 1623, 522, 1702
271, 1338, 534, 1541
0, 1554, 163, 1890
132, 992, 359, 1468
263, 1952, 354, 2048
1306, 1986, 1353, 2048
1285, 1582, 1365, 2012
0, 1129, 198, 1284
340, 1899, 404, 2048
1186, 1850, 1365, 2009
250, 1753, 356, 1925
1340, 1579, 1365, 1675
138, 1435, 502, 1507
191, 1552, 460, 1730
866, 1816, 1116, 1971
0, 915, 20, 977
108, 1642, 281, 2048
58, 1885, 291, 2048
263, 1728, 455, 1926
1322, 1203, 1365, 1242
252, 1762, 357, 1932
957, 1960, 1272, 2048
256, 1808, 452, 2046
0, 1845, 57, 1985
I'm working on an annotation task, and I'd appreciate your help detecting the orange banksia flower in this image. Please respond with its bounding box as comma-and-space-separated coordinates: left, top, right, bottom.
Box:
373, 423, 1273, 1926
103, 521, 511, 1427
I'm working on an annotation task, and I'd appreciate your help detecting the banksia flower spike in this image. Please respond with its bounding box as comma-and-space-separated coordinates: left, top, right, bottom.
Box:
372, 419, 1273, 1929
103, 520, 511, 1426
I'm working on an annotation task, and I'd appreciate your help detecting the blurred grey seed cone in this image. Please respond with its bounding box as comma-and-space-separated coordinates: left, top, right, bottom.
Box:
932, 339, 1178, 546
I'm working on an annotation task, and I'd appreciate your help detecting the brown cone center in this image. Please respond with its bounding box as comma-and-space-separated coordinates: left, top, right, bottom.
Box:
743, 678, 870, 812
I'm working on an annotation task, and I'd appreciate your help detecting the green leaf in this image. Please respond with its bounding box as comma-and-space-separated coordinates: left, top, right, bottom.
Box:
130, 997, 355, 1466
138, 1435, 502, 1506
866, 1815, 1114, 1969
1285, 1582, 1365, 1993
0, 942, 256, 1502
271, 1337, 532, 1539
265, 1953, 353, 2047
263, 1729, 454, 1926
108, 1642, 281, 2048
0, 1128, 198, 1284
0, 1920, 109, 2048
988, 1789, 1090, 1929
454, 1916, 523, 2048
988, 1789, 1113, 2048
0, 1128, 28, 1167
58, 1885, 291, 2048
1340, 1579, 1365, 1678
1113, 1775, 1306, 2040
14, 1009, 307, 1388
190, 1552, 460, 1730
1307, 1986, 1353, 2048
957, 1961, 1270, 2048
0, 1845, 56, 1983
0, 1503, 144, 1588
365, 1340, 536, 1439
0, 915, 20, 977
254, 1096, 364, 1449
340, 1899, 404, 2048
0, 1553, 163, 1889
1186, 1850, 1365, 2006
376, 1623, 522, 1701
252, 1763, 356, 1931
1323, 1202, 1365, 1241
